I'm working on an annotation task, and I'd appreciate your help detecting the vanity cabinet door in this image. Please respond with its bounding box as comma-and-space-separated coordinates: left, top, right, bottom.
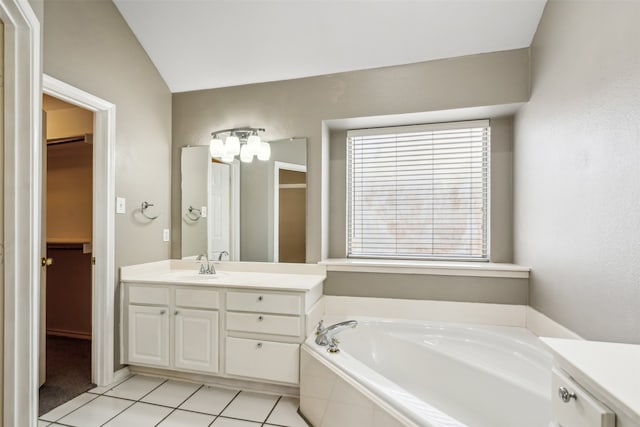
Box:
174, 309, 219, 374
128, 305, 169, 367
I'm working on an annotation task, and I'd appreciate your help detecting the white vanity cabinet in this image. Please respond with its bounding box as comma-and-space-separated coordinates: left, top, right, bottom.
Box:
121, 261, 325, 389
224, 290, 306, 384
125, 284, 220, 374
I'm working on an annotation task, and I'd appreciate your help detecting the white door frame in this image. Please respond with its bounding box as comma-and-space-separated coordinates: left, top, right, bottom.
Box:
273, 161, 306, 262
43, 75, 116, 387
1, 0, 42, 425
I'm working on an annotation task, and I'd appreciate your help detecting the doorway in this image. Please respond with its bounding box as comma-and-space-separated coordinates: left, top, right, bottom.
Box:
273, 162, 307, 263
39, 95, 95, 414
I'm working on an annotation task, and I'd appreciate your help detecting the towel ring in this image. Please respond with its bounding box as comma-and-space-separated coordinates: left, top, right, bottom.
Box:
186, 206, 201, 221
140, 201, 159, 220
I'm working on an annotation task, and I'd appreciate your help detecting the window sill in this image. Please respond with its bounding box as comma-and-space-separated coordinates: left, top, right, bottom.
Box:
319, 258, 530, 279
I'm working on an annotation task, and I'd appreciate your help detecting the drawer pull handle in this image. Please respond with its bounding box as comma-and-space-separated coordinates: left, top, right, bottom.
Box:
160, 310, 166, 315
558, 386, 577, 403
258, 316, 264, 321
256, 342, 263, 349
258, 296, 263, 301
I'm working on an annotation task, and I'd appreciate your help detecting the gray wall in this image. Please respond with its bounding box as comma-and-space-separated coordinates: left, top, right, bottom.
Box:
172, 49, 531, 266
325, 272, 528, 305
43, 0, 173, 365
514, 1, 640, 343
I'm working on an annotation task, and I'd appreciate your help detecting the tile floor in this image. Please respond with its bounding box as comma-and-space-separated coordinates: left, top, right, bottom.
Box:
39, 374, 309, 427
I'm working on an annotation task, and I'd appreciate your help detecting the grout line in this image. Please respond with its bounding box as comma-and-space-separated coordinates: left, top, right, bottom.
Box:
261, 395, 282, 426
208, 389, 242, 426
97, 377, 170, 426
154, 383, 205, 426
43, 392, 100, 423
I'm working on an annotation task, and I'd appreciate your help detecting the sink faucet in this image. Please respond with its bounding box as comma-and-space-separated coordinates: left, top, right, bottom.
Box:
314, 320, 358, 352
196, 253, 216, 275
218, 250, 229, 261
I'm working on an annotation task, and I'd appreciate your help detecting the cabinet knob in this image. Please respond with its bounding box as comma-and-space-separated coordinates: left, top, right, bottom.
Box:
256, 342, 263, 349
174, 310, 179, 316
258, 316, 264, 321
257, 296, 263, 301
558, 386, 577, 403
160, 310, 166, 315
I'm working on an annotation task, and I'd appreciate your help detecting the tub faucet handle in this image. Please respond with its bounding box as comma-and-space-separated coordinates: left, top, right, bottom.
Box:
327, 337, 340, 353
315, 320, 326, 336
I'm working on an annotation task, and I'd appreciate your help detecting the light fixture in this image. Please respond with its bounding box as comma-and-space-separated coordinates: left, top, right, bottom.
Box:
209, 127, 268, 163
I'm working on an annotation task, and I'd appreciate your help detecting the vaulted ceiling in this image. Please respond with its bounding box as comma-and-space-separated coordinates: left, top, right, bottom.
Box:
113, 0, 546, 93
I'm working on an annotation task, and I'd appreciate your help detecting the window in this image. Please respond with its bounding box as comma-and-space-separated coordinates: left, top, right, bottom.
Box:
347, 120, 490, 261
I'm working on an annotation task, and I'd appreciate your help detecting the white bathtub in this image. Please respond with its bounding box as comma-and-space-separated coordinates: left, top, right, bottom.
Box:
300, 319, 552, 427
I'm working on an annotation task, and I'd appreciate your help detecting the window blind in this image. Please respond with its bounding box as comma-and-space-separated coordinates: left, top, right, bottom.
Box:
347, 120, 490, 261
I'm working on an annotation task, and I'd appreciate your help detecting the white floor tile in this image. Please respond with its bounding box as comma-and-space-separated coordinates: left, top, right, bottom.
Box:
103, 402, 173, 426
38, 420, 51, 427
105, 375, 166, 400
40, 392, 98, 422
89, 375, 133, 395
57, 396, 134, 427
211, 417, 261, 426
266, 397, 308, 427
157, 409, 216, 426
179, 385, 239, 415
221, 391, 279, 423
142, 380, 201, 408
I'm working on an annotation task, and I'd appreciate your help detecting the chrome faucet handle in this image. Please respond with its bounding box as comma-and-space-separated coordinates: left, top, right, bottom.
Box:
199, 263, 206, 274
208, 262, 217, 275
315, 320, 326, 336
327, 337, 340, 353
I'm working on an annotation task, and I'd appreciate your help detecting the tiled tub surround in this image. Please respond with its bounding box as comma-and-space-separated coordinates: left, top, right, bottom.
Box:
39, 374, 308, 427
300, 319, 553, 427
120, 260, 324, 392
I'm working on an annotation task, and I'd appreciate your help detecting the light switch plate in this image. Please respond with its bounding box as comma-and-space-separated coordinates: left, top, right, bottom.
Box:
116, 197, 126, 214
163, 229, 170, 242
201, 206, 208, 218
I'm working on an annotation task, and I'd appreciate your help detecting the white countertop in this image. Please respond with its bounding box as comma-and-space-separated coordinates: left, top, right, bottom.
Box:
542, 337, 640, 424
121, 260, 325, 292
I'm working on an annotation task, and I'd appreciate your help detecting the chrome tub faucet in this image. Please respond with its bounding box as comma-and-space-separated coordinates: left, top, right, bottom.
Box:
315, 320, 358, 353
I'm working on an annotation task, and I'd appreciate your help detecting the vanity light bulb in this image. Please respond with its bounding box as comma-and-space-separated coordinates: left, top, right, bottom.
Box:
240, 144, 254, 163
247, 134, 261, 150
210, 137, 224, 157
257, 142, 271, 161
225, 135, 241, 156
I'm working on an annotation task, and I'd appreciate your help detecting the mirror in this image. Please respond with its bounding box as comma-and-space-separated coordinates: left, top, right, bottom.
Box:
181, 138, 307, 262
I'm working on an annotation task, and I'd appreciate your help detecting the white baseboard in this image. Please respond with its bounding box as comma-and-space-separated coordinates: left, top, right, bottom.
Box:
525, 306, 582, 340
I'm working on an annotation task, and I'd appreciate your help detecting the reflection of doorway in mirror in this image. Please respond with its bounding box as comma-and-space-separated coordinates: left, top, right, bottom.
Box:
209, 162, 231, 259
274, 162, 307, 263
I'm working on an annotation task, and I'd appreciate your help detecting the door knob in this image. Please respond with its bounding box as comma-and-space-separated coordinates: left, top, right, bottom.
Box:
41, 257, 54, 267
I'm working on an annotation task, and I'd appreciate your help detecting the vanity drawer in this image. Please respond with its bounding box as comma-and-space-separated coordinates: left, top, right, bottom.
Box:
225, 337, 299, 384
129, 285, 170, 306
552, 369, 615, 427
175, 288, 219, 310
226, 312, 301, 337
226, 291, 301, 315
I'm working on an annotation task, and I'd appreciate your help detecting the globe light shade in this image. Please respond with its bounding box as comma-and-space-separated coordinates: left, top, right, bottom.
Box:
247, 134, 261, 151
225, 135, 241, 156
209, 137, 224, 157
240, 144, 254, 163
221, 146, 235, 163
257, 141, 271, 161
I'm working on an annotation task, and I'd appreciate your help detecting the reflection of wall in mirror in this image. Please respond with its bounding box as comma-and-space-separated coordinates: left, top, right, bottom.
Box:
181, 146, 208, 258
241, 138, 306, 262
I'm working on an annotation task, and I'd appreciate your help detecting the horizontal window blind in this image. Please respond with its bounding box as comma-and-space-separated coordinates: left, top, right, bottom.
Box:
347, 120, 490, 260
